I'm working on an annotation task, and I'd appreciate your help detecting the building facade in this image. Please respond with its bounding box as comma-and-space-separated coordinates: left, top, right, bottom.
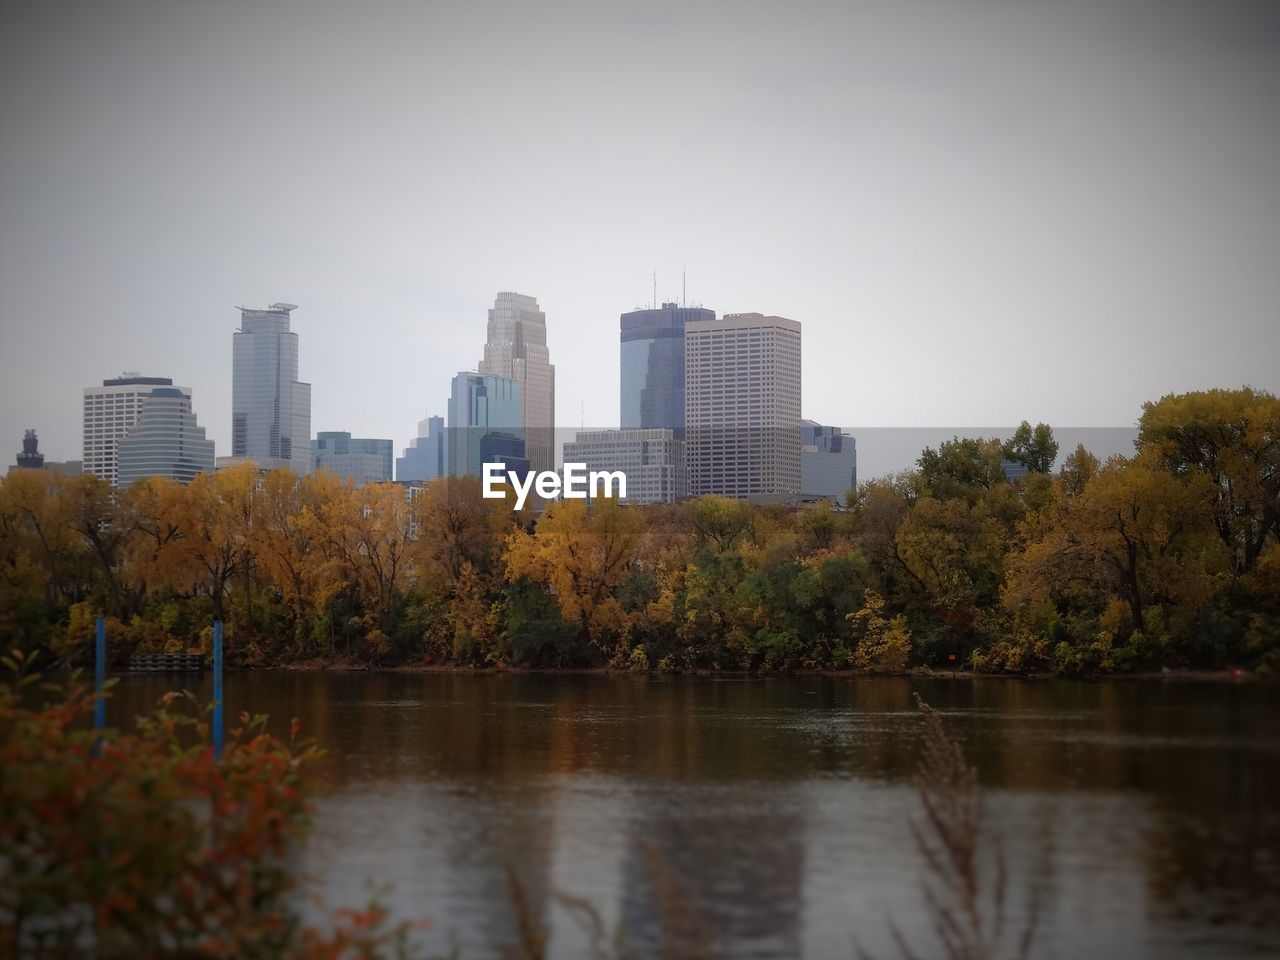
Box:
620, 302, 715, 435
684, 313, 802, 499
563, 428, 687, 505
311, 432, 393, 486
83, 375, 188, 487
116, 387, 216, 487
396, 412, 446, 483
477, 292, 555, 475
446, 372, 528, 479
232, 303, 311, 474
800, 420, 857, 503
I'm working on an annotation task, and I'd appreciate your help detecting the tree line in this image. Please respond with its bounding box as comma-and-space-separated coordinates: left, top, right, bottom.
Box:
1, 387, 1276, 676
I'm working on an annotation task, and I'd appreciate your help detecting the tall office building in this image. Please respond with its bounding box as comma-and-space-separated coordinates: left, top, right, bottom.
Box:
311, 432, 393, 486
117, 387, 215, 487
800, 421, 857, 502
620, 302, 715, 434
232, 302, 311, 474
446, 372, 528, 479
563, 428, 687, 504
83, 375, 188, 487
477, 292, 555, 474
685, 313, 802, 499
396, 412, 446, 483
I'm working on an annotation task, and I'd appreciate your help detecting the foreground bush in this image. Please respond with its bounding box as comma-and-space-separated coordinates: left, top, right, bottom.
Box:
0, 655, 420, 958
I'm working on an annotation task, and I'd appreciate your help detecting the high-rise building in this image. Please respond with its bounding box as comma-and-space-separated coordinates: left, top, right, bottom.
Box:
232, 303, 311, 474
620, 302, 715, 434
477, 292, 554, 474
116, 388, 215, 487
15, 430, 43, 469
684, 313, 802, 499
83, 375, 188, 487
396, 412, 446, 483
311, 432, 393, 486
563, 428, 687, 505
446, 372, 528, 479
800, 421, 857, 503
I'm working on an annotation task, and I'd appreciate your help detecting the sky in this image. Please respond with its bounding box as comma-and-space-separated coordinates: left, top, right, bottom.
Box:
2, 0, 1278, 470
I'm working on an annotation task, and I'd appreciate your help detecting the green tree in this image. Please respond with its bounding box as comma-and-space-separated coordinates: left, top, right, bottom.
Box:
1003, 421, 1059, 475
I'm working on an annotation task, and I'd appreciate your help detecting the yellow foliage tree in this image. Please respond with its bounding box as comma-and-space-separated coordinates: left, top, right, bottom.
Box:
505, 497, 644, 655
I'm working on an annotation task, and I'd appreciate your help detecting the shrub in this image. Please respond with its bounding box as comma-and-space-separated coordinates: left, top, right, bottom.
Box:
0, 654, 421, 958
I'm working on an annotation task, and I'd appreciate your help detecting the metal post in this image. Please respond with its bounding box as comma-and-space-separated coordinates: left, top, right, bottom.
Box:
212, 620, 223, 759
94, 616, 106, 734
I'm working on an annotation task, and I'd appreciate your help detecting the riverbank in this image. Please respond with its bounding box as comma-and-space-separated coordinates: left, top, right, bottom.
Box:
271, 658, 1264, 682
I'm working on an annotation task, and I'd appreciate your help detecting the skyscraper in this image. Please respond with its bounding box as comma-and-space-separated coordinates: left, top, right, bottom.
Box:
232, 303, 311, 474
477, 292, 554, 474
83, 375, 188, 487
446, 372, 528, 479
620, 302, 715, 434
800, 421, 857, 503
117, 387, 216, 487
396, 412, 446, 483
684, 313, 802, 499
311, 432, 393, 486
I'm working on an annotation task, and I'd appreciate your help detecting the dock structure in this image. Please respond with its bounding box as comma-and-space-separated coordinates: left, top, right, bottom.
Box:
128, 652, 205, 673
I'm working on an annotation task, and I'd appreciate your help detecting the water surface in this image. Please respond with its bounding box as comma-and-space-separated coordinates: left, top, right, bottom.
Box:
107, 673, 1280, 959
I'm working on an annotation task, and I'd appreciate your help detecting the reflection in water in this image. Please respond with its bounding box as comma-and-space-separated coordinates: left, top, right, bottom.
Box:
105, 674, 1280, 959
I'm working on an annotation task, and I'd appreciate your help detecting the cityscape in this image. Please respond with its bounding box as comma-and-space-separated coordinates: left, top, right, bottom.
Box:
13, 292, 860, 506
2, 0, 1278, 958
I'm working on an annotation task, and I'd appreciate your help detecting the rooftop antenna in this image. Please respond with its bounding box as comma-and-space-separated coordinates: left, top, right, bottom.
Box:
682, 269, 687, 307
652, 270, 657, 309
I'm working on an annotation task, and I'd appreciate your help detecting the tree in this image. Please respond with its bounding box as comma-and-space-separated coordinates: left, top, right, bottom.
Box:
320, 480, 414, 643
1003, 421, 1059, 475
1138, 387, 1280, 573
848, 588, 912, 672
178, 463, 257, 622
247, 470, 345, 654
410, 476, 513, 587
1005, 450, 1220, 638
918, 437, 1007, 500
1058, 443, 1099, 498
505, 497, 645, 657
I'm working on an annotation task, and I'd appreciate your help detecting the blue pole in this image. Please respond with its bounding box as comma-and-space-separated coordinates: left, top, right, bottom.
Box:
212, 620, 223, 760
94, 616, 106, 735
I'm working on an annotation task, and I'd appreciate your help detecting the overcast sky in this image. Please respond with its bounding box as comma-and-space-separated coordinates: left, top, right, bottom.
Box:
2, 0, 1277, 466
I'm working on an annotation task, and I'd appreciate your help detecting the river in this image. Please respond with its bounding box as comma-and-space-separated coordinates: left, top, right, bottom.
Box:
106, 672, 1280, 959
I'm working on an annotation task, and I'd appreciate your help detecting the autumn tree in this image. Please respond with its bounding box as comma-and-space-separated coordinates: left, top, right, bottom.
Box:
848, 588, 913, 673
505, 497, 645, 659
1138, 387, 1280, 573
177, 463, 258, 622
1005, 450, 1222, 645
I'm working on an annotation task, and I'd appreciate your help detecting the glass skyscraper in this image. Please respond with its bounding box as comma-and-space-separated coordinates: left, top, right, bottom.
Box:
311, 432, 393, 486
396, 413, 446, 483
446, 372, 528, 479
800, 420, 857, 503
232, 303, 311, 474
620, 302, 714, 435
116, 387, 215, 487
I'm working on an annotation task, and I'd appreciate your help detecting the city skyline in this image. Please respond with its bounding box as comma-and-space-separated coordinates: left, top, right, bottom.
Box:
4, 0, 1277, 467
